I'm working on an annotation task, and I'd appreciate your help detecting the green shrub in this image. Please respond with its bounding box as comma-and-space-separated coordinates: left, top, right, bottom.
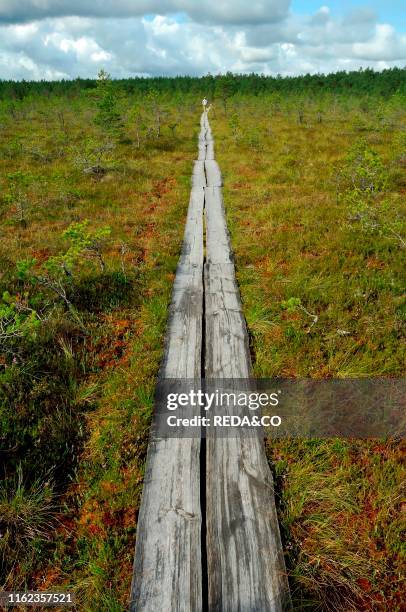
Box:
340, 139, 388, 196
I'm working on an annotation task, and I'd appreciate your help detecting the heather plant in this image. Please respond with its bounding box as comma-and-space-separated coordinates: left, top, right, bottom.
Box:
281, 297, 318, 333
207, 88, 405, 610
348, 197, 406, 248
245, 128, 263, 151
336, 140, 405, 247
73, 137, 116, 176
0, 69, 404, 609
7, 222, 112, 337
0, 137, 23, 160
0, 290, 41, 346
61, 220, 111, 273
341, 139, 388, 195
4, 170, 33, 227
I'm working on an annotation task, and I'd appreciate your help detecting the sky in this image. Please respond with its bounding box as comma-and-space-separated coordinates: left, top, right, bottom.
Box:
0, 1, 405, 80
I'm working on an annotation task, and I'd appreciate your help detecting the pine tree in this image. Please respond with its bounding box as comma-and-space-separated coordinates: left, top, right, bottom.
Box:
94, 69, 122, 135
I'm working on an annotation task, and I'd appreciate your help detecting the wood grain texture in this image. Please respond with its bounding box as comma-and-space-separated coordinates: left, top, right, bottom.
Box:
204, 115, 291, 611
131, 111, 290, 611
205, 188, 233, 265
205, 143, 215, 160
130, 122, 206, 612
205, 159, 222, 187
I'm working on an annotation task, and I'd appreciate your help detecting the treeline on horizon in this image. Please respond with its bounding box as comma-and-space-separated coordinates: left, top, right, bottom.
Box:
0, 66, 405, 100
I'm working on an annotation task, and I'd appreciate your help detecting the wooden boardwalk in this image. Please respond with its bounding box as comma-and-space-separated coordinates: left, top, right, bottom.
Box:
130, 113, 290, 611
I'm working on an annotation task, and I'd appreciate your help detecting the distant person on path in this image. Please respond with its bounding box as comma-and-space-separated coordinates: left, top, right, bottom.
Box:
202, 97, 208, 111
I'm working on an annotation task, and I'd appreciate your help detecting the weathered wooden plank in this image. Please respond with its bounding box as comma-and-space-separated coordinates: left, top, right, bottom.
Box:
131, 437, 202, 611
204, 263, 250, 377
204, 263, 289, 609
205, 141, 215, 160
205, 187, 233, 265
130, 121, 206, 612
205, 413, 290, 611
192, 160, 206, 188
205, 159, 222, 187
161, 264, 203, 376
204, 262, 243, 311
180, 188, 204, 266
132, 110, 290, 611
198, 147, 206, 161
204, 115, 290, 610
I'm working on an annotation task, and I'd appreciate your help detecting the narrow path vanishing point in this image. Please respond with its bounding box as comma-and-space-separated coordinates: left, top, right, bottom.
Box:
130, 113, 290, 611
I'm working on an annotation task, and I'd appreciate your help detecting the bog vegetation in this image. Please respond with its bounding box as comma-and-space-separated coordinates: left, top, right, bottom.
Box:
0, 68, 405, 610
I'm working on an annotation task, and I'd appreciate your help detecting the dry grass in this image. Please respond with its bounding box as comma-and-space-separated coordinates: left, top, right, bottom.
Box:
0, 86, 404, 610
211, 94, 405, 610
0, 90, 197, 607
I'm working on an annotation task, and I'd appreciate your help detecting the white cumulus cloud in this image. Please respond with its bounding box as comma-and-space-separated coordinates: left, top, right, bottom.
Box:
0, 0, 290, 25
0, 2, 404, 80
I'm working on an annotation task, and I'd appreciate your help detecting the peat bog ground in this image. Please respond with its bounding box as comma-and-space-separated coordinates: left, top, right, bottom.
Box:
0, 70, 405, 610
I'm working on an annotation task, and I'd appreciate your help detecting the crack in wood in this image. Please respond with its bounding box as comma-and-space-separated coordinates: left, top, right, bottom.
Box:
130, 112, 290, 612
